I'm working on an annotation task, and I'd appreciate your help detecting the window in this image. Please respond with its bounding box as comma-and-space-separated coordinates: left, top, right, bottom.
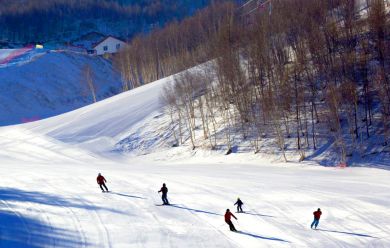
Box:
103, 46, 108, 51
116, 44, 121, 50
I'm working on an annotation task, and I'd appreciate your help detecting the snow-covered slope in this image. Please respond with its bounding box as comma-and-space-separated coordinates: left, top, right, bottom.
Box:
0, 69, 390, 247
0, 50, 122, 126
1, 155, 389, 247
25, 73, 173, 154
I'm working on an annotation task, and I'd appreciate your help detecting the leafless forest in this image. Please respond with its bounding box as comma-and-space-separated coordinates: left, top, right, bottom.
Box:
115, 0, 390, 163
0, 0, 210, 43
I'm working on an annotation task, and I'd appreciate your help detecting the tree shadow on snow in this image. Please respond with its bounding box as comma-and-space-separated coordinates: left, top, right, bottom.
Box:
0, 187, 125, 214
317, 229, 378, 238
236, 231, 290, 243
109, 192, 146, 199
304, 139, 335, 162
168, 204, 222, 216
0, 204, 91, 247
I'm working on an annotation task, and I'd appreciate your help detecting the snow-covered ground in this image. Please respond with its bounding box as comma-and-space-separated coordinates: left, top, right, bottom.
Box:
1, 73, 390, 247
0, 49, 122, 126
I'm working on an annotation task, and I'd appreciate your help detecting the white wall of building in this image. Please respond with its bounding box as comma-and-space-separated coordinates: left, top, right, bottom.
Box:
94, 37, 126, 56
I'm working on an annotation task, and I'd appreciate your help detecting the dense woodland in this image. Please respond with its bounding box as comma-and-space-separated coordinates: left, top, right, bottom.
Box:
116, 0, 390, 163
0, 0, 210, 43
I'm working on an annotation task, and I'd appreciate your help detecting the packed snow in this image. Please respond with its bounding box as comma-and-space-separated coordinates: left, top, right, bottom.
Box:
0, 72, 390, 247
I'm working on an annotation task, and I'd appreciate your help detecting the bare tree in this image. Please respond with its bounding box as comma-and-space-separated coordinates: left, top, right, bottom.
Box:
82, 64, 97, 103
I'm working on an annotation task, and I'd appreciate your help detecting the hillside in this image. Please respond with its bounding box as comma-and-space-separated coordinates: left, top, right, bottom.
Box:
115, 0, 390, 167
0, 49, 122, 126
0, 67, 389, 247
0, 1, 389, 247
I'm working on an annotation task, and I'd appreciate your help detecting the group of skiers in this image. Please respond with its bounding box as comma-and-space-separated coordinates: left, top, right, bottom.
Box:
96, 173, 323, 232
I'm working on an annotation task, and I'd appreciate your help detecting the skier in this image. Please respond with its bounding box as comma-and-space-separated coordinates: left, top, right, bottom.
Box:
234, 197, 244, 213
225, 209, 238, 232
158, 183, 169, 205
310, 208, 322, 229
97, 173, 109, 192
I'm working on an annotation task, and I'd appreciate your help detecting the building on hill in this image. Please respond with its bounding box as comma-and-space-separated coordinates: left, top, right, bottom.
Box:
92, 36, 126, 56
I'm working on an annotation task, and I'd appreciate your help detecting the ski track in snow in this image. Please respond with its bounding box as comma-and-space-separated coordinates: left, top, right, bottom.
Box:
0, 199, 33, 245
43, 180, 89, 248
49, 176, 113, 248
16, 172, 86, 248
1, 161, 390, 247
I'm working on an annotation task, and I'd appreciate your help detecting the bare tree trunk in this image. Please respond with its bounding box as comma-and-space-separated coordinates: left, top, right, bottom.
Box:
82, 64, 97, 103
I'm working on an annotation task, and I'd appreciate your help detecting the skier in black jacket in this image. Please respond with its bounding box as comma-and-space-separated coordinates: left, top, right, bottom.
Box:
234, 197, 244, 213
158, 183, 169, 205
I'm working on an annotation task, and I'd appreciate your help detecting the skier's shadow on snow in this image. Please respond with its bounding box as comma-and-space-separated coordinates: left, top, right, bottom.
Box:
317, 229, 378, 238
241, 211, 275, 218
236, 231, 290, 243
109, 192, 146, 199
168, 204, 222, 216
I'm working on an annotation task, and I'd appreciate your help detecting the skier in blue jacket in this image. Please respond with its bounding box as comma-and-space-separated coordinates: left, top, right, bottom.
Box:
158, 183, 169, 205
234, 197, 244, 213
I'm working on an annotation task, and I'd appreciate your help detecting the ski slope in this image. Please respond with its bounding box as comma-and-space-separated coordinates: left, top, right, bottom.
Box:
0, 72, 390, 247
0, 50, 122, 126
25, 73, 171, 151
0, 47, 35, 66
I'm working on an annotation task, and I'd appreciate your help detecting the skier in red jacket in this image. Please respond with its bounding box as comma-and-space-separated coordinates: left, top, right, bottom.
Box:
225, 209, 238, 232
311, 208, 322, 229
97, 173, 108, 192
